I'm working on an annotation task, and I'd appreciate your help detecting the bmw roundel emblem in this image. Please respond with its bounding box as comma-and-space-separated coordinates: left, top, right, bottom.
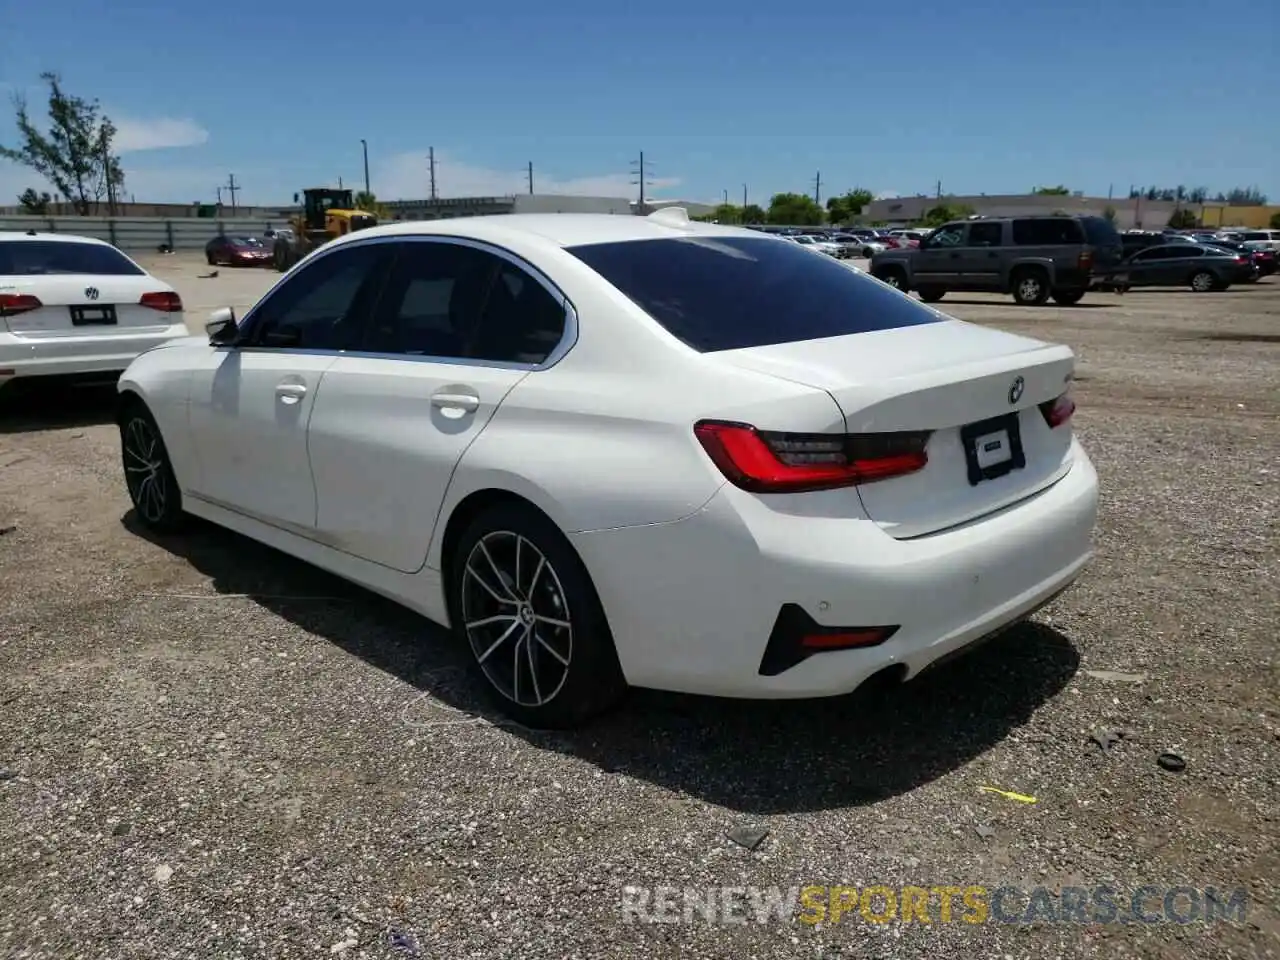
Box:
1008, 376, 1025, 405
84, 287, 100, 300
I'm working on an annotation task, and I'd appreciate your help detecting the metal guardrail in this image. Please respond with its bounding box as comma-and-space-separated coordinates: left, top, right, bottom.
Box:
0, 216, 293, 252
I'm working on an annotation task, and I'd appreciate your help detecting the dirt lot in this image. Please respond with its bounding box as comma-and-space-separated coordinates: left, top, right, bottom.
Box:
0, 255, 1277, 959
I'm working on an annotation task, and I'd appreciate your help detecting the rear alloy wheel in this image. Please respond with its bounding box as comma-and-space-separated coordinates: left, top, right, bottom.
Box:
1051, 288, 1085, 306
916, 286, 946, 303
450, 503, 626, 728
1012, 270, 1050, 305
1190, 270, 1216, 292
877, 271, 907, 291
120, 403, 185, 533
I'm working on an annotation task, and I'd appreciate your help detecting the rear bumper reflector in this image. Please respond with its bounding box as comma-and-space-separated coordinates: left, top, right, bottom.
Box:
758, 604, 899, 676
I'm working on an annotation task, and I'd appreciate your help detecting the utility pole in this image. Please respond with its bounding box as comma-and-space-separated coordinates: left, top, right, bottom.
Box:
1107, 183, 1113, 200
225, 174, 239, 214
813, 171, 822, 207
723, 188, 729, 205
99, 131, 116, 216
361, 139, 371, 197
427, 147, 438, 201
527, 161, 534, 195
742, 183, 747, 209
630, 151, 654, 211
338, 176, 344, 190
935, 180, 942, 199
216, 186, 222, 206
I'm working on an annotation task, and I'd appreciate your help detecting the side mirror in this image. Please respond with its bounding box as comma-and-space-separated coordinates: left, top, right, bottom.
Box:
206, 307, 238, 344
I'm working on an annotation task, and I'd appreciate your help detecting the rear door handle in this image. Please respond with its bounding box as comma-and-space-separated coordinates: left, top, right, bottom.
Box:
430, 391, 480, 413
276, 382, 307, 404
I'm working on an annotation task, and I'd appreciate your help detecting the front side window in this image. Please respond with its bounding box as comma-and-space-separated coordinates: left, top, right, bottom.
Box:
566, 235, 942, 353
244, 243, 390, 350
929, 224, 967, 247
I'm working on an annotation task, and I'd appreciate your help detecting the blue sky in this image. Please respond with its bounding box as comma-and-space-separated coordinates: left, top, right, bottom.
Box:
2, 0, 1277, 207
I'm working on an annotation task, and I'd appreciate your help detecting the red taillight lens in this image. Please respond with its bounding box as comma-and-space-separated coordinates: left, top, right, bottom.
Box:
694, 421, 931, 493
140, 291, 183, 312
1039, 390, 1076, 429
0, 293, 42, 316
1078, 250, 1094, 270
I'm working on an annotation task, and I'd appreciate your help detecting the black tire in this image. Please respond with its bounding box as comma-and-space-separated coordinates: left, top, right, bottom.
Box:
274, 244, 289, 272
917, 286, 946, 303
1189, 270, 1216, 292
1011, 268, 1050, 305
119, 400, 186, 533
448, 502, 627, 729
876, 269, 908, 292
206, 250, 216, 266
1051, 288, 1086, 306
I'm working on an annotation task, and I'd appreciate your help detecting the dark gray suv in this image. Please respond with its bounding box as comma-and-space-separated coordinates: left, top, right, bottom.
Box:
869, 215, 1125, 305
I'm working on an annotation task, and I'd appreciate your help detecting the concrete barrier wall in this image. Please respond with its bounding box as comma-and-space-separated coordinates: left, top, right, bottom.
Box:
0, 216, 293, 252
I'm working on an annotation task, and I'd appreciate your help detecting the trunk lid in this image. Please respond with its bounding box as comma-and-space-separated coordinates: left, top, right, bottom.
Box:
714, 320, 1078, 538
1, 275, 179, 338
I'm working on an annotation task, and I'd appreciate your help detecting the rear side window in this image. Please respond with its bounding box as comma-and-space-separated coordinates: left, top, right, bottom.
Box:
0, 240, 144, 276
1011, 219, 1085, 245
566, 235, 942, 353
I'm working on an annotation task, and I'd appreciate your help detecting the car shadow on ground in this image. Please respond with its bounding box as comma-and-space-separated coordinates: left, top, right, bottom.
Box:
0, 379, 119, 433
934, 299, 1114, 309
124, 511, 1081, 815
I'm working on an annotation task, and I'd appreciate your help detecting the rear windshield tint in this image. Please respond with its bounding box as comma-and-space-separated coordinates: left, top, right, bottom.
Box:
565, 236, 942, 352
0, 241, 144, 276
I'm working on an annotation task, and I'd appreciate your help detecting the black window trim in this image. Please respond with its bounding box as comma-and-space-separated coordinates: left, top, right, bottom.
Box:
228, 234, 579, 372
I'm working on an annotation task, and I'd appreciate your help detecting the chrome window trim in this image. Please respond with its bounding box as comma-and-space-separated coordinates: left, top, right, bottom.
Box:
229, 233, 579, 372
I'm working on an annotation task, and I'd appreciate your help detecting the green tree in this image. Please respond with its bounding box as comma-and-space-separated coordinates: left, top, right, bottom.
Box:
825, 188, 875, 224
0, 72, 124, 215
351, 190, 390, 219
18, 187, 53, 214
741, 203, 766, 224
1270, 211, 1280, 230
711, 202, 741, 223
1033, 185, 1071, 195
767, 192, 824, 225
921, 203, 975, 227
1167, 208, 1197, 229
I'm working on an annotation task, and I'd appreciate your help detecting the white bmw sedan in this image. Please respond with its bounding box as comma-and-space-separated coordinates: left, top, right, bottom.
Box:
116, 209, 1098, 728
1, 233, 188, 389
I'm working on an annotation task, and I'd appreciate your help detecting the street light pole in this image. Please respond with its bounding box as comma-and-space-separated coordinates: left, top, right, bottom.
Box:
361, 139, 370, 196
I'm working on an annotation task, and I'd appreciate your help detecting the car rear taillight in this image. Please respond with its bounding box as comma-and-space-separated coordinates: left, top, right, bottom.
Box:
694, 421, 931, 493
1039, 390, 1076, 428
1078, 250, 1094, 270
1235, 255, 1249, 263
140, 291, 183, 312
0, 293, 42, 317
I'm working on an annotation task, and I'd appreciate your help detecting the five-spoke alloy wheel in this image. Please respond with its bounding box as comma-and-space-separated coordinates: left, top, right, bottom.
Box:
449, 503, 626, 728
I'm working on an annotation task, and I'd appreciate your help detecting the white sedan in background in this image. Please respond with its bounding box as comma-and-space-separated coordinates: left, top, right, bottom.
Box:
116, 208, 1099, 728
0, 233, 188, 389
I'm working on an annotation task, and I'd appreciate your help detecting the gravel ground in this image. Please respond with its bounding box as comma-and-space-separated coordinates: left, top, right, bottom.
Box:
0, 256, 1276, 959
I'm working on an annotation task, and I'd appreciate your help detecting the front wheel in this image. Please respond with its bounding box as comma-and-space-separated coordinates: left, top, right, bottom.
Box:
916, 286, 946, 303
449, 503, 627, 729
1051, 288, 1085, 305
875, 270, 908, 292
119, 402, 185, 533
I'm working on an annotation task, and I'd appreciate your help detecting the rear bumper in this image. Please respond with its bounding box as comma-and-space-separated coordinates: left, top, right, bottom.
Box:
0, 322, 190, 383
573, 439, 1099, 699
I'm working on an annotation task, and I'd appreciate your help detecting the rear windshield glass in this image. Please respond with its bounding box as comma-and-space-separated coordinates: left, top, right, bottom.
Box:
0, 241, 144, 276
566, 236, 942, 352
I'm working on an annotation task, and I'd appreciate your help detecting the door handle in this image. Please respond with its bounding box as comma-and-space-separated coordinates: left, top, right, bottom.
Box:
431, 391, 480, 413
276, 382, 307, 405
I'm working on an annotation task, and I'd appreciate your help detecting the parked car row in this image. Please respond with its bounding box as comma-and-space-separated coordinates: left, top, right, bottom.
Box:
868, 214, 1271, 305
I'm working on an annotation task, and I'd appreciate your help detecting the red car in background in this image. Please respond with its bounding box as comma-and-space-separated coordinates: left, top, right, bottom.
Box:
205, 235, 272, 267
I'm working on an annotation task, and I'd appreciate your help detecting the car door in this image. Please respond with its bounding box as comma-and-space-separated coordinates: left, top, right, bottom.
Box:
306, 238, 571, 573
956, 220, 1004, 289
185, 241, 393, 531
1125, 247, 1168, 285
913, 223, 967, 285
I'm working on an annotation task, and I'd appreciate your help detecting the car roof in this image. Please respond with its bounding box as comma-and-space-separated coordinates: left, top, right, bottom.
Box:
0, 231, 114, 246
326, 212, 768, 252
